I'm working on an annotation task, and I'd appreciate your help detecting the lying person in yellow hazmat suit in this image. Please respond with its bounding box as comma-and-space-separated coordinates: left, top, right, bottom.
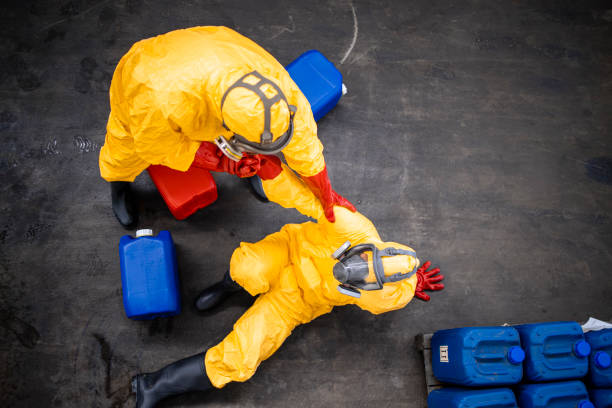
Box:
99, 26, 354, 228
131, 161, 445, 407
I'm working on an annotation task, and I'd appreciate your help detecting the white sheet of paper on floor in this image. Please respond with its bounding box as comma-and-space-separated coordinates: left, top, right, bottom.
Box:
581, 317, 612, 332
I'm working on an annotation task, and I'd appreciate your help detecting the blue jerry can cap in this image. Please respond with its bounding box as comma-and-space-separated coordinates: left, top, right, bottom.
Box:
508, 346, 525, 364
594, 351, 611, 369
574, 340, 591, 358
578, 400, 595, 408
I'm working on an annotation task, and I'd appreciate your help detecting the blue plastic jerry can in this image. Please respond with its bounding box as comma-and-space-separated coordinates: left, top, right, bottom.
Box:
586, 328, 612, 387
518, 381, 594, 408
431, 326, 525, 386
427, 387, 518, 408
590, 388, 612, 408
515, 321, 590, 382
286, 50, 344, 122
119, 229, 180, 320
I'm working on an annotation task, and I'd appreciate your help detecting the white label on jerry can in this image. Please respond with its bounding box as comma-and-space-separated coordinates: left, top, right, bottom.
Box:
439, 345, 449, 363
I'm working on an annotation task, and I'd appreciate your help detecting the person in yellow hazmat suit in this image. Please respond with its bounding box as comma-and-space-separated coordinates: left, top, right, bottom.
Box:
131, 161, 445, 408
99, 26, 354, 228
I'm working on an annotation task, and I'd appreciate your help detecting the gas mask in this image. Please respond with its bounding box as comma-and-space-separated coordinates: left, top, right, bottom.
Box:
215, 71, 297, 161
331, 241, 418, 298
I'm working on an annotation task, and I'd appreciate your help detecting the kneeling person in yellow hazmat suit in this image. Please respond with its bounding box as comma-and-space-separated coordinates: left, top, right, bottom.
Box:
99, 26, 354, 228
131, 165, 444, 407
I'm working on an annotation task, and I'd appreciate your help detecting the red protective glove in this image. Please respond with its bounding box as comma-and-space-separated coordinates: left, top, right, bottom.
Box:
223, 154, 260, 178
193, 142, 260, 178
301, 166, 356, 222
414, 261, 444, 301
257, 155, 283, 180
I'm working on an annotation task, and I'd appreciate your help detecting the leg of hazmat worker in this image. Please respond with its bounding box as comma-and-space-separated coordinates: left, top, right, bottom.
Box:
99, 111, 149, 227
204, 269, 315, 388
194, 270, 243, 312
229, 228, 291, 296
132, 353, 212, 408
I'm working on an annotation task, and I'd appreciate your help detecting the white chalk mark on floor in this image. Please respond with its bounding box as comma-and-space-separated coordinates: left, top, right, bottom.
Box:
270, 15, 296, 39
340, 2, 358, 64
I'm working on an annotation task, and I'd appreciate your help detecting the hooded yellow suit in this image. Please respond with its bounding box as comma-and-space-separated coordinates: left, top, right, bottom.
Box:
99, 26, 324, 182
204, 164, 419, 388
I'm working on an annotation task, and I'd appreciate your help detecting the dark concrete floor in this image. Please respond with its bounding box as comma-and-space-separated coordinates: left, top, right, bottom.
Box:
1, 0, 612, 407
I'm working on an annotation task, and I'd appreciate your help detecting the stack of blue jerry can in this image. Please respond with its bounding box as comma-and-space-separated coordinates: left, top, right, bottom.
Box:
428, 387, 518, 407
431, 326, 525, 386
428, 322, 602, 408
586, 328, 612, 408
590, 388, 612, 408
515, 322, 594, 408
515, 321, 591, 382
119, 229, 180, 320
518, 380, 593, 408
586, 329, 612, 387
428, 326, 524, 407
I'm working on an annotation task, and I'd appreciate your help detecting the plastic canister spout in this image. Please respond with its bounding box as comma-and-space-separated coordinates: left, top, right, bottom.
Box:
136, 229, 154, 238
574, 340, 591, 358
578, 400, 595, 408
507, 346, 526, 365
594, 351, 611, 369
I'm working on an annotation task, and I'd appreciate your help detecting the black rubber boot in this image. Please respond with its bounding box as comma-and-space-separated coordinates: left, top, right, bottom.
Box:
194, 271, 243, 312
132, 353, 212, 408
110, 181, 137, 229
247, 175, 269, 203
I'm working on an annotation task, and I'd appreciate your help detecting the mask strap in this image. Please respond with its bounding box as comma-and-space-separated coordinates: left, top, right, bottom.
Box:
379, 247, 418, 283
381, 247, 416, 257
220, 71, 290, 144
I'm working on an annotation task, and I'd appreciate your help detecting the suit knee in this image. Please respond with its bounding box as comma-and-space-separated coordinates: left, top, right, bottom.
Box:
229, 246, 270, 295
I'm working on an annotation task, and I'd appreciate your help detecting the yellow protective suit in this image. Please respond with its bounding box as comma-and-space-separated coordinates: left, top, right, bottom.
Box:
204, 166, 419, 388
99, 26, 324, 182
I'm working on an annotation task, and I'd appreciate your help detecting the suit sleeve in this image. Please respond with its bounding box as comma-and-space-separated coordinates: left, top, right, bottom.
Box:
261, 163, 325, 220
280, 84, 326, 177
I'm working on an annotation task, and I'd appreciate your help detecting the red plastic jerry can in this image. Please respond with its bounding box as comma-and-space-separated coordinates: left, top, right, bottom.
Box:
147, 165, 217, 220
